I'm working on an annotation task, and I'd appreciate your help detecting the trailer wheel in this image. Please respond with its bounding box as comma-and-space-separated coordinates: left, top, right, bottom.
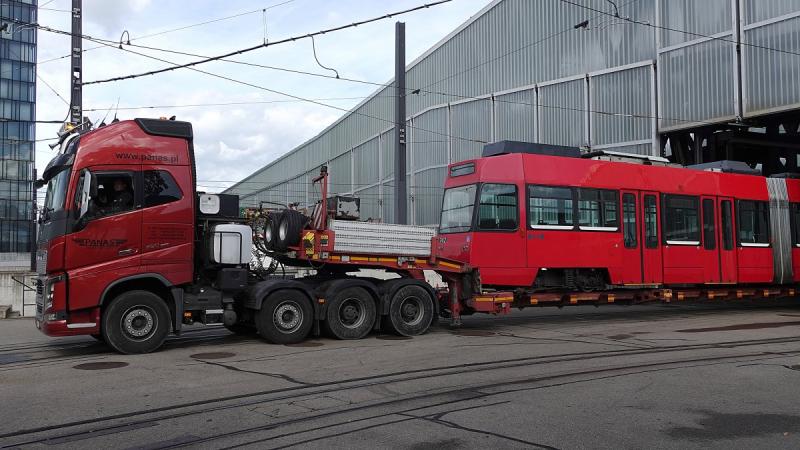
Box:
275, 210, 307, 251
256, 290, 313, 344
101, 290, 171, 354
383, 284, 435, 337
322, 287, 377, 339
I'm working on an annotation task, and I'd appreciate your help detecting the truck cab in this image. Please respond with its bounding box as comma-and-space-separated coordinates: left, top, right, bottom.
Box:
36, 119, 197, 350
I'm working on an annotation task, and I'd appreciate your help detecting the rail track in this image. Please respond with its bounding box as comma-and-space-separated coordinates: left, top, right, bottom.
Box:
2, 332, 798, 448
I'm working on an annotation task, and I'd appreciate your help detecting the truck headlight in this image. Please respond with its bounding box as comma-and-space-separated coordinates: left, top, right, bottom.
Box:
44, 274, 65, 312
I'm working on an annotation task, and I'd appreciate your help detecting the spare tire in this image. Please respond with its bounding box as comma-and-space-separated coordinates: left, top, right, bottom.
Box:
263, 212, 279, 250
275, 210, 308, 251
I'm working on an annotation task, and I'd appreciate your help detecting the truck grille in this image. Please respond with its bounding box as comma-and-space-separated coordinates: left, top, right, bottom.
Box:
36, 249, 47, 275
35, 278, 44, 316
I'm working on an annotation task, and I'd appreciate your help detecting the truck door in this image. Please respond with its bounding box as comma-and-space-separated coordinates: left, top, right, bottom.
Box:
64, 169, 142, 311
620, 191, 641, 283
701, 196, 721, 283
718, 197, 737, 283
140, 167, 194, 284
641, 192, 663, 284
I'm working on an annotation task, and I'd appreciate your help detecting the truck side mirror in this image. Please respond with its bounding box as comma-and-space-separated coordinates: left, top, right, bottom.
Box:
74, 169, 94, 230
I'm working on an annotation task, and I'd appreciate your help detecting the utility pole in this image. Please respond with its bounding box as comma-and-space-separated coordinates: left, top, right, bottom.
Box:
394, 21, 407, 224
69, 0, 82, 126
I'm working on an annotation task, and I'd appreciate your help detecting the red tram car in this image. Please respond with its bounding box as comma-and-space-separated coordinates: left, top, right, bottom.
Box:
436, 144, 799, 292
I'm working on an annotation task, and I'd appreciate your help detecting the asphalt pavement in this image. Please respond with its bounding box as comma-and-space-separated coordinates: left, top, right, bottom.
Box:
1, 301, 800, 449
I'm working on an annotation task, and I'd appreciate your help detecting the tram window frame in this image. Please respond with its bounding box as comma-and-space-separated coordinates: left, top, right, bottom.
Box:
702, 198, 716, 250
476, 183, 519, 232
576, 188, 619, 231
662, 194, 700, 245
721, 200, 734, 250
622, 193, 637, 248
644, 195, 658, 248
737, 200, 770, 247
528, 185, 575, 230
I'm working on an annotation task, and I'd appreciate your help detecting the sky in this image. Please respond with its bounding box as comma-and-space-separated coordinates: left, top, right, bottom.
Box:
35, 0, 492, 195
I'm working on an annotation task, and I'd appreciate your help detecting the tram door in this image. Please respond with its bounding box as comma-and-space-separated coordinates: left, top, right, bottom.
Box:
620, 190, 663, 284
717, 196, 738, 283
700, 196, 721, 283
641, 192, 663, 284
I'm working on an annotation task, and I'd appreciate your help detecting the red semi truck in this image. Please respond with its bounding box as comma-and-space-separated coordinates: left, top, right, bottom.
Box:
35, 118, 798, 353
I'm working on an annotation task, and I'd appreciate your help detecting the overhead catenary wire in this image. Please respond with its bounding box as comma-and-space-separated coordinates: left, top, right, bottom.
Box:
558, 0, 800, 58
36, 0, 298, 65
73, 33, 489, 146
75, 35, 719, 128
79, 0, 454, 85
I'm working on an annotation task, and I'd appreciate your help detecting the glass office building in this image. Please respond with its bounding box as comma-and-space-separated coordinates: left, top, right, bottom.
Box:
0, 0, 36, 316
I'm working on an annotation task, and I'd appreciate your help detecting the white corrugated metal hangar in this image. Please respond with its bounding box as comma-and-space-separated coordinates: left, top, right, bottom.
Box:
225, 0, 800, 226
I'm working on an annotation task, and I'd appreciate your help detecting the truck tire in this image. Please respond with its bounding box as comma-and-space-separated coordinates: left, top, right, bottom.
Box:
383, 284, 435, 337
275, 210, 307, 251
263, 212, 279, 250
322, 287, 377, 340
101, 290, 171, 354
256, 289, 313, 344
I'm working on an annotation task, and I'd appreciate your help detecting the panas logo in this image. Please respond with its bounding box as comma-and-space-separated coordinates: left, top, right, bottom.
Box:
72, 238, 127, 248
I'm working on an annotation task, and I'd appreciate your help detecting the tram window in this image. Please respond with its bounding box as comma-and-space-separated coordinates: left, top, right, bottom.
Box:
577, 188, 618, 230
663, 195, 700, 244
528, 185, 574, 229
623, 194, 637, 248
477, 184, 518, 231
644, 195, 658, 248
737, 200, 770, 245
721, 200, 733, 250
702, 199, 716, 250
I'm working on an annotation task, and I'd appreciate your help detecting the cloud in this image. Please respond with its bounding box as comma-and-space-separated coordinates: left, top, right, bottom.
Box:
82, 0, 153, 36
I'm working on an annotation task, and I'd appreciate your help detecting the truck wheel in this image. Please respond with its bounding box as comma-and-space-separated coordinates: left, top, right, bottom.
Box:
101, 290, 171, 354
322, 287, 377, 339
383, 285, 434, 337
275, 210, 307, 251
256, 290, 313, 344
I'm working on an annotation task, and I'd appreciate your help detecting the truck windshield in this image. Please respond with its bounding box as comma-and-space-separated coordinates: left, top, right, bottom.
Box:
43, 168, 71, 216
439, 184, 476, 233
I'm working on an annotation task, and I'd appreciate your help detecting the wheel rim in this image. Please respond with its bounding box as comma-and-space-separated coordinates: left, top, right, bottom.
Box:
120, 306, 157, 341
273, 300, 303, 334
338, 298, 366, 329
398, 296, 424, 326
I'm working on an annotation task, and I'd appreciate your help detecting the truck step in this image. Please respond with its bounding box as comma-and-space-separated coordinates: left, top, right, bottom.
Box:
0, 305, 10, 319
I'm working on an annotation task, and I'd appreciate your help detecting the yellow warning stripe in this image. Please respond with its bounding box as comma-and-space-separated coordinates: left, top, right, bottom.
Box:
438, 261, 461, 270
475, 296, 513, 303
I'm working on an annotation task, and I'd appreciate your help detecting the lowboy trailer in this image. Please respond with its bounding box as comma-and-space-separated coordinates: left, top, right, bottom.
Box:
34, 119, 800, 353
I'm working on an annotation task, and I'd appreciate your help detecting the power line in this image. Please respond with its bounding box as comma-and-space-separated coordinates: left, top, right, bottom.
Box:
75, 33, 488, 146
82, 97, 387, 112
558, 0, 800, 58
35, 72, 70, 106
36, 0, 298, 65
81, 0, 454, 85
